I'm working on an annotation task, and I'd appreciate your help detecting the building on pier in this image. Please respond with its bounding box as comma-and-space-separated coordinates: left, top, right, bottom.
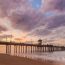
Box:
38, 39, 42, 45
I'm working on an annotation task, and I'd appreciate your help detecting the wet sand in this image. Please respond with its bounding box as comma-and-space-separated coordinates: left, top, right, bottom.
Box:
0, 54, 65, 65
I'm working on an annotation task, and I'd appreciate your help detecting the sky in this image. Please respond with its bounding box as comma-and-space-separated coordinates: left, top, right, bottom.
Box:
0, 0, 65, 45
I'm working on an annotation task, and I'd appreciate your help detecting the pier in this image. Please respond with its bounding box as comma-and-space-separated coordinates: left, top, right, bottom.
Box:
0, 41, 65, 55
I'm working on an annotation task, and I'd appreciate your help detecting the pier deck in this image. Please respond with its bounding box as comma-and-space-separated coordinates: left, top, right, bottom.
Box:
0, 41, 65, 55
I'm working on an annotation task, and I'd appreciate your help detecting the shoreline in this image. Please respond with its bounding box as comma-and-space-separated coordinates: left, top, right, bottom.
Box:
0, 54, 65, 65
11, 52, 65, 63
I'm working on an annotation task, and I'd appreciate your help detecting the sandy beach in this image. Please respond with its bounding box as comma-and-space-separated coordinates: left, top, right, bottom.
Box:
0, 54, 65, 65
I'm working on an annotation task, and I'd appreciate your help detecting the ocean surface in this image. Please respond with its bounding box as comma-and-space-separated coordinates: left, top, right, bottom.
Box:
0, 45, 65, 63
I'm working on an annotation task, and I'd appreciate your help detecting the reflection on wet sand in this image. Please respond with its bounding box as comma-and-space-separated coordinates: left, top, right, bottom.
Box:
0, 54, 65, 65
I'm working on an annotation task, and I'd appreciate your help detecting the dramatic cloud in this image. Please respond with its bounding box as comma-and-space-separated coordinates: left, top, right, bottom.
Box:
47, 14, 65, 29
30, 28, 52, 37
0, 0, 32, 17
9, 11, 46, 32
49, 0, 65, 11
41, 0, 65, 12
27, 14, 65, 42
0, 0, 65, 44
46, 26, 65, 40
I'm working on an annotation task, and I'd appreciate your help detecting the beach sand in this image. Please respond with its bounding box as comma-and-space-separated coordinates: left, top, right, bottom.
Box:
0, 54, 65, 65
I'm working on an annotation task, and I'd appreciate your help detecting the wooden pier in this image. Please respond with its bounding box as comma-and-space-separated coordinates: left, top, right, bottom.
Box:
0, 41, 65, 55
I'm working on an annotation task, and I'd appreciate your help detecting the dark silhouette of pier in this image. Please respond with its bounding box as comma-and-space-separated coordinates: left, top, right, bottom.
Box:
0, 40, 65, 55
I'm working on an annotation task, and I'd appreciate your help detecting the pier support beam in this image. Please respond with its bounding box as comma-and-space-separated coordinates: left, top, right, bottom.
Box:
6, 45, 11, 55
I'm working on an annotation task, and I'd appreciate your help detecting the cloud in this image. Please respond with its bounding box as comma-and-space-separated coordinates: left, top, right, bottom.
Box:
30, 28, 52, 37
41, 0, 65, 12
27, 14, 65, 38
46, 14, 65, 29
0, 0, 32, 17
50, 0, 65, 11
0, 34, 13, 39
47, 26, 65, 40
0, 0, 41, 32
9, 11, 46, 32
0, 0, 65, 44
0, 0, 36, 32
9, 10, 65, 39
0, 25, 7, 33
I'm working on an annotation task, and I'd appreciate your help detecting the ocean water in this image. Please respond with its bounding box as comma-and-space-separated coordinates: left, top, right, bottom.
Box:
16, 51, 65, 63
0, 45, 65, 63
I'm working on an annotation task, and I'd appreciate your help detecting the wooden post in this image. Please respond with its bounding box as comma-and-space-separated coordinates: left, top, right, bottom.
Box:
21, 45, 22, 53
7, 45, 9, 54
43, 46, 44, 52
31, 46, 32, 53
19, 45, 20, 54
16, 45, 17, 54
23, 46, 24, 53
35, 46, 36, 52
45, 46, 46, 52
6, 45, 8, 54
9, 45, 11, 55
25, 46, 27, 53
14, 45, 16, 55
33, 46, 34, 53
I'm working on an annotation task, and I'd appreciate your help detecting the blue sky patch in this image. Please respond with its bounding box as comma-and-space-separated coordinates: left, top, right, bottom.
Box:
31, 0, 41, 9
